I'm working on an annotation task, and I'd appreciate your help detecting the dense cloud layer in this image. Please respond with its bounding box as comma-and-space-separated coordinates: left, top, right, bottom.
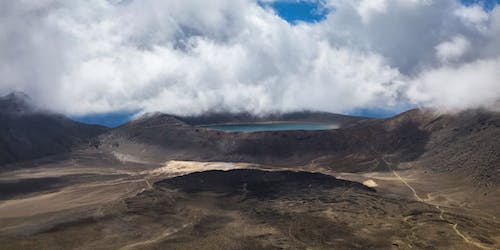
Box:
0, 0, 499, 115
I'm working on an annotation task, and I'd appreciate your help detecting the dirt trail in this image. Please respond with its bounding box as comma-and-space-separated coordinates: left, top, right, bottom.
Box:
118, 224, 190, 250
382, 156, 495, 250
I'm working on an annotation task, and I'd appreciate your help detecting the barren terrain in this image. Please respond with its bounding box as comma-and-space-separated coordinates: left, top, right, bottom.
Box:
1, 95, 500, 249
1, 152, 499, 249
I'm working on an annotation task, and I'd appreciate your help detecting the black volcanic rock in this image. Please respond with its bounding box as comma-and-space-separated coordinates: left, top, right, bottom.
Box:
156, 169, 374, 198
0, 93, 109, 166
122, 168, 459, 249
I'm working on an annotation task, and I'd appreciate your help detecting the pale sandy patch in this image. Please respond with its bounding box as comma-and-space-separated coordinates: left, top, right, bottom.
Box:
144, 160, 257, 176
0, 181, 144, 218
363, 179, 378, 187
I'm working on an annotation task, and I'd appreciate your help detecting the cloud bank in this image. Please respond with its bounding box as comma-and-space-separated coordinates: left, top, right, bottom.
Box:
0, 0, 499, 116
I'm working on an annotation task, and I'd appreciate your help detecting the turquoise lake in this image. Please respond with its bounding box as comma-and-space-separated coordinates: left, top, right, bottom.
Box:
200, 123, 338, 132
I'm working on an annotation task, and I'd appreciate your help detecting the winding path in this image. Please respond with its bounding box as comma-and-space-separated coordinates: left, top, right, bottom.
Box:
381, 156, 494, 250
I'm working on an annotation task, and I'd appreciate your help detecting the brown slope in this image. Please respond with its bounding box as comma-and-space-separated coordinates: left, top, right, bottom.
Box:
99, 111, 429, 166
0, 93, 109, 166
100, 108, 500, 186
392, 108, 500, 186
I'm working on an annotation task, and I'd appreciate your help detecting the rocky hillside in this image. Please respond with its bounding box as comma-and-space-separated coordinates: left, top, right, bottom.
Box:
397, 109, 500, 187
100, 108, 500, 186
3, 92, 498, 187
101, 110, 425, 162
0, 93, 108, 166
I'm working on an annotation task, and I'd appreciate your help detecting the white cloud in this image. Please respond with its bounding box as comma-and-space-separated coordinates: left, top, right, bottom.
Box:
0, 0, 499, 116
357, 0, 388, 23
454, 4, 489, 28
407, 57, 500, 110
435, 35, 470, 63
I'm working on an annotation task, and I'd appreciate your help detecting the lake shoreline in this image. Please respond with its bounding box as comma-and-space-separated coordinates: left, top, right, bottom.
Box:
199, 122, 339, 132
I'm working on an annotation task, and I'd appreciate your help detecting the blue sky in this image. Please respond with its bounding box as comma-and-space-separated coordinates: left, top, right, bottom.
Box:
71, 112, 136, 128
266, 0, 499, 24
261, 1, 330, 24
460, 0, 500, 10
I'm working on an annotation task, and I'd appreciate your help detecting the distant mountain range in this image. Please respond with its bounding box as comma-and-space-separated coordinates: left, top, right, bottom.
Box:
1, 92, 499, 187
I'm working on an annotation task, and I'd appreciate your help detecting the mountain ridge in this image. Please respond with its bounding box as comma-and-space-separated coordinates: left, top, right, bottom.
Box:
99, 107, 500, 187
0, 93, 109, 166
2, 92, 499, 188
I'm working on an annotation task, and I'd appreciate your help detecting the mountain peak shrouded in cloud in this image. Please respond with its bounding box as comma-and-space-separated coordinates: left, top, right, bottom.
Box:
0, 0, 499, 118
0, 92, 34, 114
